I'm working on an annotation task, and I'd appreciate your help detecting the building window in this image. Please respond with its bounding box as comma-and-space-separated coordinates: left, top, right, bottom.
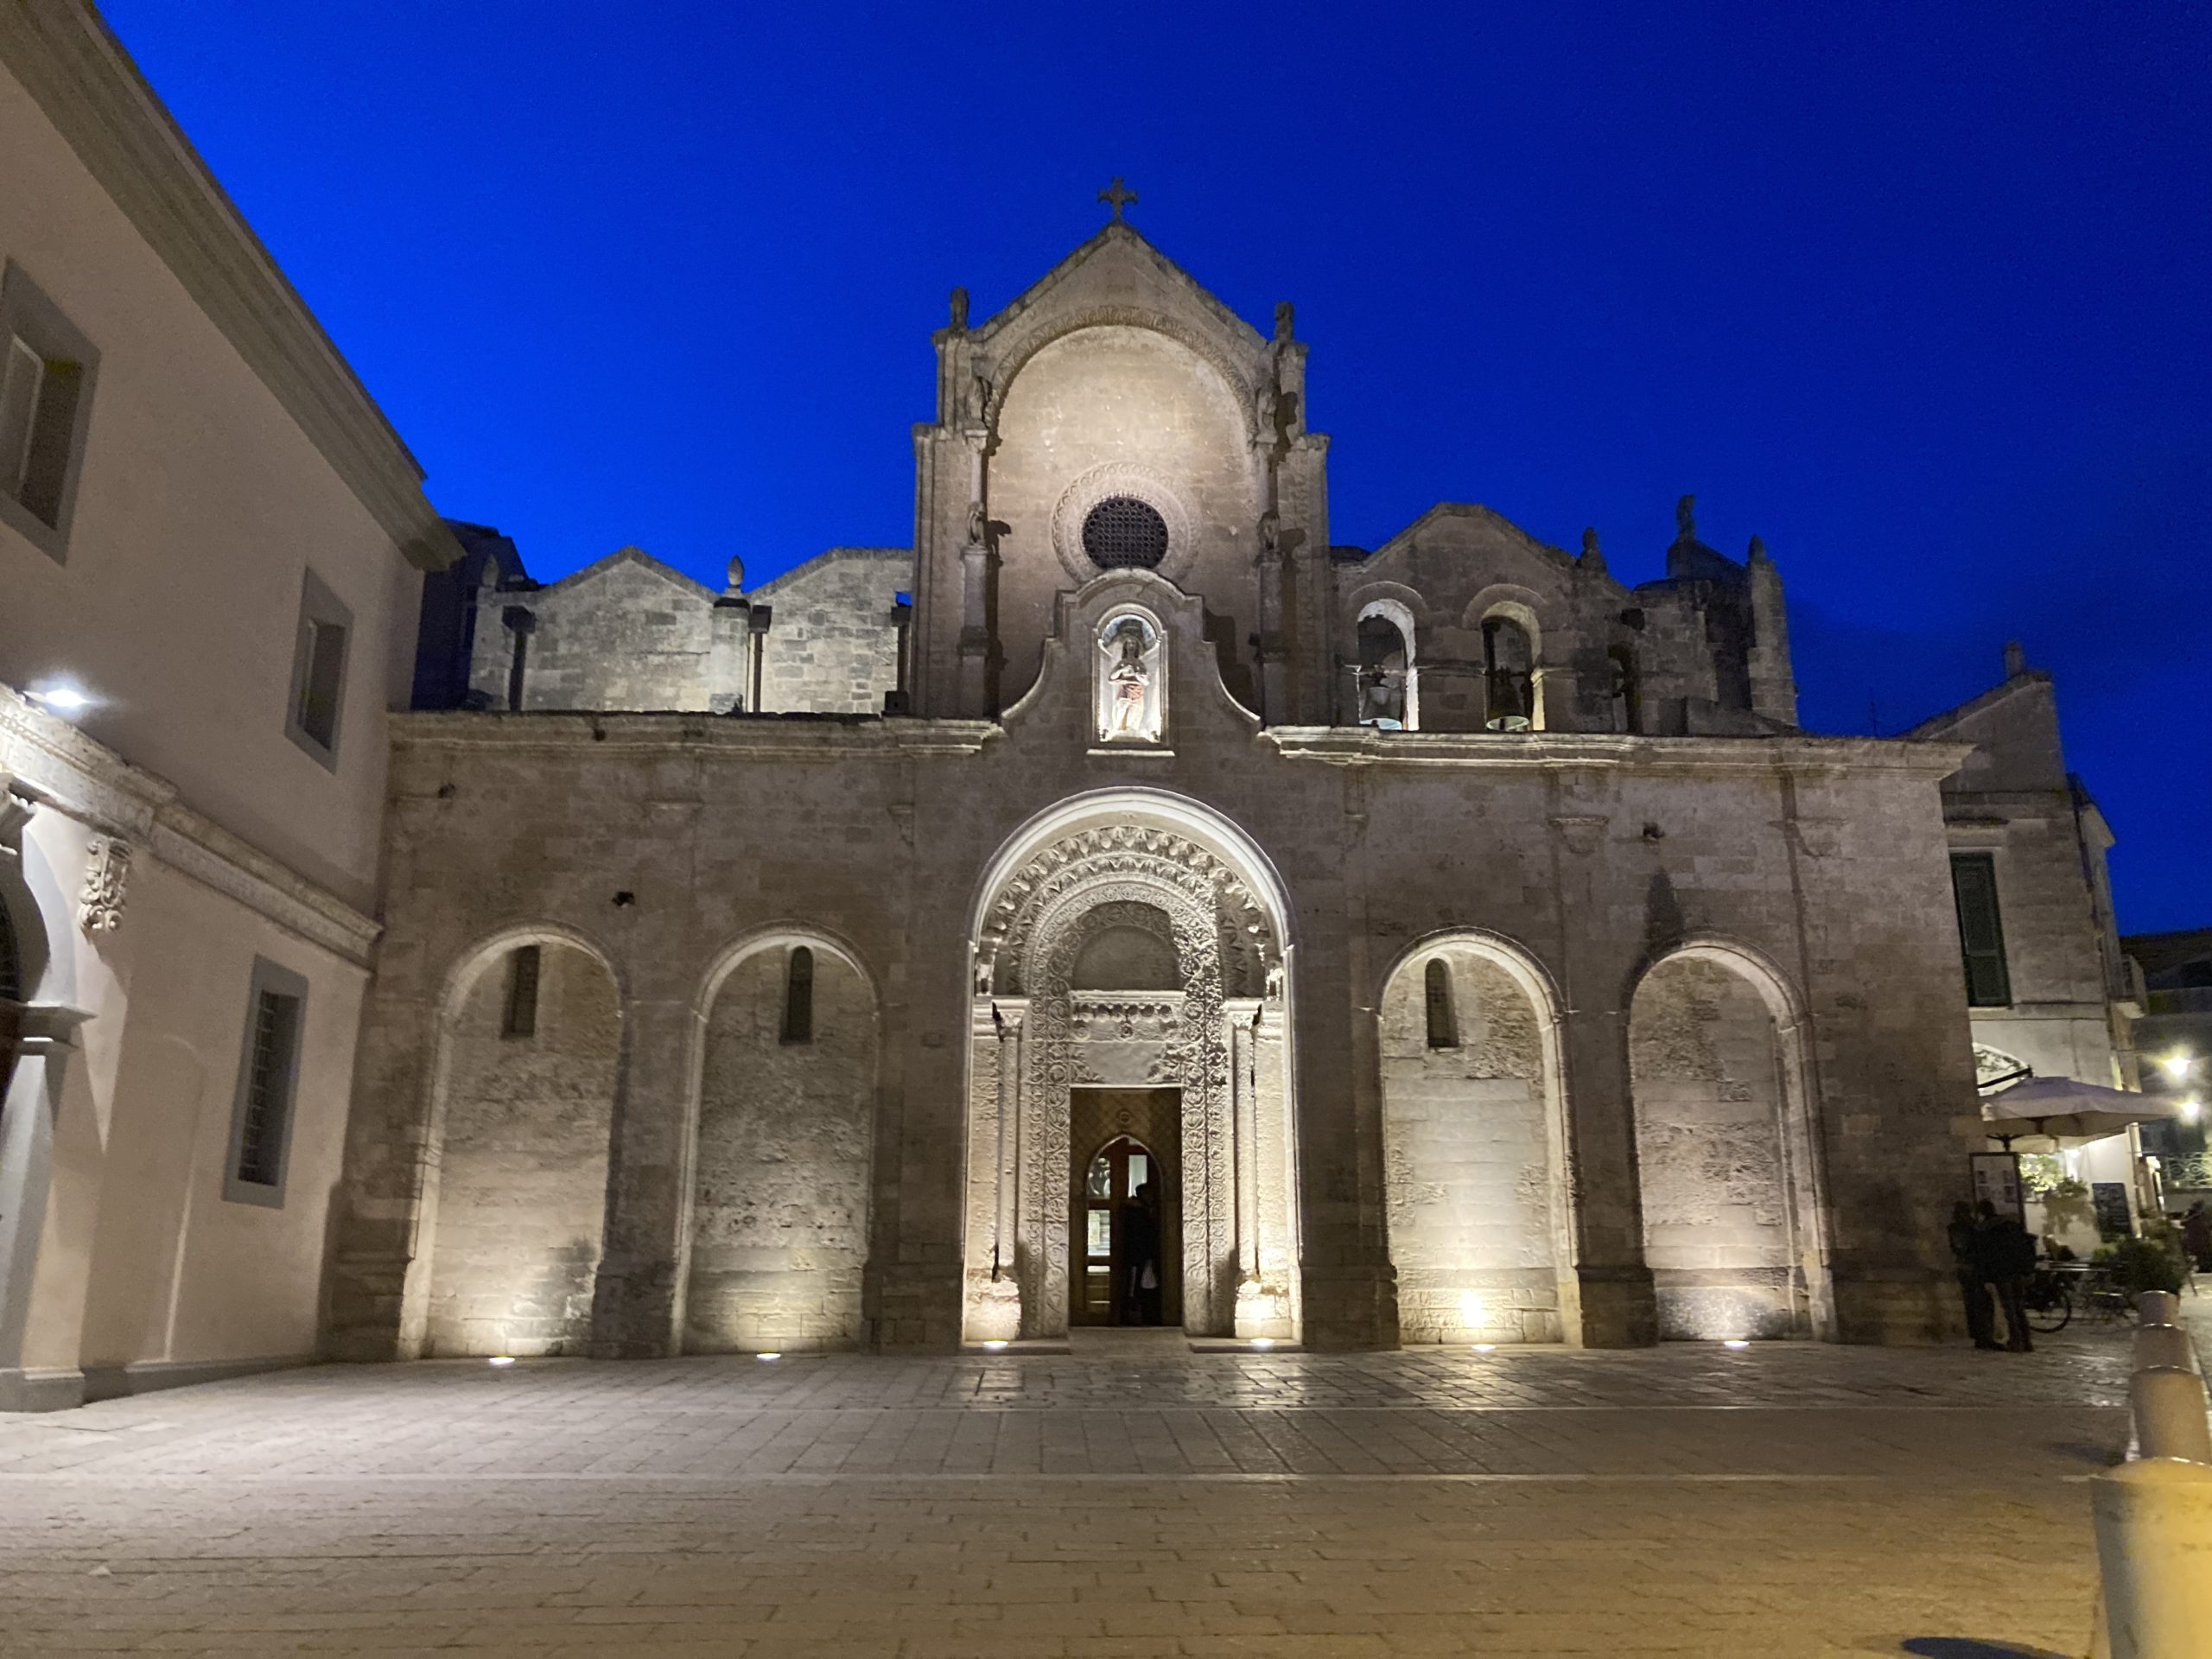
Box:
1482, 616, 1535, 731
781, 945, 815, 1044
0, 262, 99, 560
224, 957, 308, 1208
1424, 959, 1458, 1049
1950, 854, 2012, 1008
501, 944, 542, 1039
1082, 496, 1169, 570
285, 569, 353, 767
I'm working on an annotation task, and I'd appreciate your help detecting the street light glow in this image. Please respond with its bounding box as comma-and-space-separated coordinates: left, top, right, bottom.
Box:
2182, 1099, 2203, 1123
2162, 1052, 2196, 1082
26, 683, 92, 714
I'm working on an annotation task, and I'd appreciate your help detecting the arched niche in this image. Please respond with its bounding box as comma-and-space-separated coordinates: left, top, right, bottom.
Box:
1354, 597, 1420, 731
1377, 932, 1575, 1344
422, 929, 621, 1357
1628, 944, 1829, 1341
683, 930, 879, 1353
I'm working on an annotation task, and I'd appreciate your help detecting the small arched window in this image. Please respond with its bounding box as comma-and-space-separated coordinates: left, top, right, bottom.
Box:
1355, 613, 1412, 730
1482, 617, 1535, 732
1424, 959, 1458, 1049
781, 945, 815, 1045
1609, 646, 1641, 734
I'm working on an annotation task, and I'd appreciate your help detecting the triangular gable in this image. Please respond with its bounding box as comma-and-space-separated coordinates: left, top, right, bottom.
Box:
973, 222, 1267, 355
539, 545, 718, 604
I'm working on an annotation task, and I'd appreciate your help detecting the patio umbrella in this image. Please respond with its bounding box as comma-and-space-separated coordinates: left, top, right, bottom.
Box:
1978, 1076, 2182, 1146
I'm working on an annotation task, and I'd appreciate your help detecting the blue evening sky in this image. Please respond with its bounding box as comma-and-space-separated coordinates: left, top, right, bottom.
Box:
103, 3, 2209, 931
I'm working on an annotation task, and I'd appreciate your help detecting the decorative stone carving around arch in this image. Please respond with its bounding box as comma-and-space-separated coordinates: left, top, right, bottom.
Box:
984, 308, 1263, 444
1625, 936, 1833, 1342
1374, 930, 1579, 1344
962, 792, 1299, 1346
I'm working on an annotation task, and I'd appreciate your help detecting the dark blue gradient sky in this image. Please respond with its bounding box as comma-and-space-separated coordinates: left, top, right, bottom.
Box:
103, 3, 2209, 930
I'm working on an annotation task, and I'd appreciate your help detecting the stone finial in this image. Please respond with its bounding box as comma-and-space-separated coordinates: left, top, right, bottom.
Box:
949, 287, 969, 332
1747, 534, 1770, 565
1675, 494, 1697, 541
1098, 176, 1138, 222
2004, 640, 2027, 679
1274, 302, 1295, 342
723, 555, 745, 595
1580, 527, 1605, 570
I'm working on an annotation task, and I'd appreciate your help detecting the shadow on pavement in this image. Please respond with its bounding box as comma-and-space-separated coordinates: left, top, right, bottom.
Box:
1897, 1640, 2072, 1658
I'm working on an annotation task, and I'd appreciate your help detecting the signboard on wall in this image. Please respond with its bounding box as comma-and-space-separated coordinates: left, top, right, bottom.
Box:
1970, 1152, 2024, 1219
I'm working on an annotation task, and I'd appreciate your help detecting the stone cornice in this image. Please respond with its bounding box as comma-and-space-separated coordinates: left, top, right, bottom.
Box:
1262, 727, 1974, 779
0, 5, 461, 573
391, 711, 1001, 759
0, 687, 379, 966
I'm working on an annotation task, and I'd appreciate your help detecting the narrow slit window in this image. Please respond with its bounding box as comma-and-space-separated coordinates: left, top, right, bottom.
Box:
501, 944, 542, 1039
1950, 854, 2012, 1007
1425, 959, 1458, 1049
284, 569, 353, 766
781, 945, 815, 1044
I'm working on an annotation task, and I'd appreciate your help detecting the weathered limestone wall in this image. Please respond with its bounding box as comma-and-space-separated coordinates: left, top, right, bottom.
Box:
1629, 957, 1794, 1340
1380, 950, 1560, 1343
486, 553, 718, 713
988, 326, 1262, 707
754, 549, 909, 716
423, 942, 619, 1357
686, 945, 877, 1351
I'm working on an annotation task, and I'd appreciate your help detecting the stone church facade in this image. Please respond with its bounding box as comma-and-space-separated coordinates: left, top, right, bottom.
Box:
329, 214, 1993, 1361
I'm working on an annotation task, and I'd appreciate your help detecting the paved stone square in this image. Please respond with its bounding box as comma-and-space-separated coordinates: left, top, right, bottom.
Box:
0, 1329, 2157, 1657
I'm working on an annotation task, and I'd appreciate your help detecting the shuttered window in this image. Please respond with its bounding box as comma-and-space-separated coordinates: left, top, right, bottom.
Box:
1950, 854, 2012, 1008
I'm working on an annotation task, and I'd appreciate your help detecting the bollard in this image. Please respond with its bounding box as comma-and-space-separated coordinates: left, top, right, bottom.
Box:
2132, 1365, 2212, 1464
2091, 1459, 2212, 1659
2139, 1290, 2181, 1326
2136, 1322, 2199, 1374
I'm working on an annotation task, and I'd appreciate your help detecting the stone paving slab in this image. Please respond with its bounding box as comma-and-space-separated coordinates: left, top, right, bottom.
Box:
0, 1336, 2133, 1657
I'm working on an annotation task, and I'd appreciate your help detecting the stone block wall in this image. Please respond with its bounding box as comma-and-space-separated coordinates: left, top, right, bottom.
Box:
1380, 949, 1561, 1344
424, 940, 620, 1357
686, 944, 877, 1352
753, 549, 910, 715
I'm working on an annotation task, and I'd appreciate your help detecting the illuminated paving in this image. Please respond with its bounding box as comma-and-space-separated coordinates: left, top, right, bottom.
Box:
0, 1334, 2148, 1657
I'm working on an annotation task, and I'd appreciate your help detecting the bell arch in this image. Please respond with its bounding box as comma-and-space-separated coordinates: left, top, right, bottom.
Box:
680, 926, 880, 1354
414, 924, 624, 1357
1376, 930, 1579, 1344
1627, 937, 1832, 1341
962, 791, 1297, 1344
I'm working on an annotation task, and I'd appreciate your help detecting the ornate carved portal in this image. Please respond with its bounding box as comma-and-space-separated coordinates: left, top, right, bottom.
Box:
963, 823, 1296, 1344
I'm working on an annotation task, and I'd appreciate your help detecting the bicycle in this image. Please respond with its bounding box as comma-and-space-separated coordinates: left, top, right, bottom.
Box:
2024, 1265, 2074, 1333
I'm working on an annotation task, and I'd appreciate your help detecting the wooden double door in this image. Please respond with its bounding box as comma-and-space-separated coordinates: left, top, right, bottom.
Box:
1070, 1088, 1182, 1327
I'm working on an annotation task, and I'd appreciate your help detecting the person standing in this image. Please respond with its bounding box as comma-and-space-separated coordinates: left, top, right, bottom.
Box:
1978, 1199, 2038, 1353
1948, 1201, 2000, 1351
1120, 1181, 1162, 1326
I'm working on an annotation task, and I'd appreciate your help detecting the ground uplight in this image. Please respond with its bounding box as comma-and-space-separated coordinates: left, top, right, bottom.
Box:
487, 1356, 516, 1368
1723, 1339, 1751, 1350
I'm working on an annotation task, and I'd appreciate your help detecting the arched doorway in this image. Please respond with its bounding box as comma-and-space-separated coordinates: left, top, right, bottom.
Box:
1072, 1133, 1176, 1326
961, 791, 1298, 1344
1628, 944, 1831, 1341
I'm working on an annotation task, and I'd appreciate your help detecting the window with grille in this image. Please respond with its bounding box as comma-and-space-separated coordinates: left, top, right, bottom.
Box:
225, 958, 308, 1206
782, 945, 815, 1044
0, 263, 99, 560
1950, 854, 2012, 1007
1425, 959, 1458, 1049
1081, 496, 1169, 569
502, 944, 542, 1039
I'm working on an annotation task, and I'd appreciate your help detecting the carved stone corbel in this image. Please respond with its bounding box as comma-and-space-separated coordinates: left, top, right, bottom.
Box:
79, 836, 130, 932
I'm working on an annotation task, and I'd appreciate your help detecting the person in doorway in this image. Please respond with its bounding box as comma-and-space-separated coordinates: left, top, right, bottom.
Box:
2183, 1200, 2212, 1274
1978, 1199, 2038, 1352
1121, 1180, 1163, 1325
1948, 1201, 2000, 1351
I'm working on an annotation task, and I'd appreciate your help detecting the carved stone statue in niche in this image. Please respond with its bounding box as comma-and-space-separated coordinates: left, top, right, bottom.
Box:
1096, 614, 1164, 744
